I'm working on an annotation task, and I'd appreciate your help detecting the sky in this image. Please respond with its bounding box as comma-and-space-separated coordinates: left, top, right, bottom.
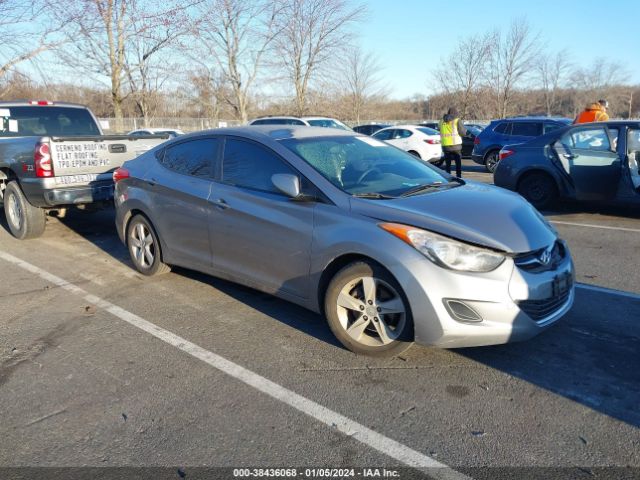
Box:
356, 0, 640, 99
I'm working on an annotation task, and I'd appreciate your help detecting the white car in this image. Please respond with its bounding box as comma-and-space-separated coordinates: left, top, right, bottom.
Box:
249, 116, 352, 131
372, 125, 443, 165
127, 128, 184, 138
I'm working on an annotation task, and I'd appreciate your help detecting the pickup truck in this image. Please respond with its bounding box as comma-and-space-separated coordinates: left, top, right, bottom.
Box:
0, 101, 169, 239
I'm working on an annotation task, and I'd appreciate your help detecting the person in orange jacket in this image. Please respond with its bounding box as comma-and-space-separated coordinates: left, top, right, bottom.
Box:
573, 99, 610, 124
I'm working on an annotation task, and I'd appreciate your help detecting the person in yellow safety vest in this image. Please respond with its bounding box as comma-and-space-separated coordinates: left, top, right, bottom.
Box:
439, 107, 467, 178
573, 99, 609, 124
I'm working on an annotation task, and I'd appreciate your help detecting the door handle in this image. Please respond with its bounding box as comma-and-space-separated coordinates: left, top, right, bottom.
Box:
562, 153, 579, 159
146, 178, 157, 187
210, 198, 229, 209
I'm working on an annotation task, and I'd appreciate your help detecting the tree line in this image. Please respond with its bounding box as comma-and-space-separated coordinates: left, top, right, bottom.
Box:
0, 1, 638, 130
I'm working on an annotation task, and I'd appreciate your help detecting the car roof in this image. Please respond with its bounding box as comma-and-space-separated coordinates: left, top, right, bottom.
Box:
496, 116, 571, 123
181, 125, 357, 141
0, 101, 89, 108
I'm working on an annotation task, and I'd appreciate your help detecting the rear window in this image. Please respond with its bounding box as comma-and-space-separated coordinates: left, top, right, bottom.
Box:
417, 127, 439, 136
306, 119, 351, 130
0, 106, 101, 137
493, 122, 511, 134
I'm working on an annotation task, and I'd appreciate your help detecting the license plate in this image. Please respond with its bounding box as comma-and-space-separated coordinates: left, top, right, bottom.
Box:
552, 271, 573, 297
54, 174, 99, 185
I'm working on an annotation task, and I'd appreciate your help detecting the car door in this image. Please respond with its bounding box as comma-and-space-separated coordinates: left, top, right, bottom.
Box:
143, 137, 219, 269
208, 137, 315, 299
552, 125, 622, 201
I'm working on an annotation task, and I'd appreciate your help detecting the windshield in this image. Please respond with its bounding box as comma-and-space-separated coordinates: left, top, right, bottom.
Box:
306, 119, 351, 131
279, 135, 451, 197
0, 106, 101, 137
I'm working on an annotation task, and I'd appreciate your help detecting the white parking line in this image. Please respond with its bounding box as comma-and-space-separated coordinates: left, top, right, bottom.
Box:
0, 250, 467, 480
576, 283, 640, 301
550, 220, 640, 233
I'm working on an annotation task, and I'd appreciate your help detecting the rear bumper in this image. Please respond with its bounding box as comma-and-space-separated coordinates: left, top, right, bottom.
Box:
21, 178, 115, 208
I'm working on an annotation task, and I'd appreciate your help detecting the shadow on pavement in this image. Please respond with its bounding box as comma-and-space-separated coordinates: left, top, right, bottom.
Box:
457, 287, 640, 429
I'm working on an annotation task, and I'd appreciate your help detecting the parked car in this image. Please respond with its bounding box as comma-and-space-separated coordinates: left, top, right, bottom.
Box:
128, 128, 184, 138
417, 122, 440, 131
494, 121, 640, 210
114, 126, 574, 356
462, 125, 483, 158
472, 117, 572, 173
249, 116, 352, 131
353, 124, 391, 136
0, 101, 168, 239
372, 125, 443, 166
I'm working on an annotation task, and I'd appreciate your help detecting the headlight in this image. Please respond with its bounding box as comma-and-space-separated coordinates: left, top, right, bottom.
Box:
380, 223, 505, 272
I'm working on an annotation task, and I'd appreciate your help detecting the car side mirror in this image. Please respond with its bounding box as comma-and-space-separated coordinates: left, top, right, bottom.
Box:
272, 173, 302, 198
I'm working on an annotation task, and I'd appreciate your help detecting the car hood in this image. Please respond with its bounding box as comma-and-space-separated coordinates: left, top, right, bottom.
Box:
349, 182, 556, 253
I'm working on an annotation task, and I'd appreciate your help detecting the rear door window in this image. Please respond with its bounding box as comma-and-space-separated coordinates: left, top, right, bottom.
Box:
560, 127, 611, 151
393, 129, 412, 139
160, 138, 219, 178
221, 138, 296, 194
511, 122, 542, 137
373, 129, 393, 141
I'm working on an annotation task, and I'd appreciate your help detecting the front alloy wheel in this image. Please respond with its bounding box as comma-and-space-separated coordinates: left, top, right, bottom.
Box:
325, 261, 413, 356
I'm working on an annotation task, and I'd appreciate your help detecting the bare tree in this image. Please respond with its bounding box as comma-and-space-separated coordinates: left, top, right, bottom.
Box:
51, 0, 188, 131
486, 18, 540, 118
0, 0, 61, 88
275, 0, 364, 116
340, 46, 385, 123
535, 49, 572, 116
125, 9, 190, 124
194, 0, 280, 123
432, 32, 493, 118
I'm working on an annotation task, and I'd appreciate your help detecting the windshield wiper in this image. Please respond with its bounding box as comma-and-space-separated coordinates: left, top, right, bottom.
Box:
352, 192, 396, 199
399, 180, 461, 197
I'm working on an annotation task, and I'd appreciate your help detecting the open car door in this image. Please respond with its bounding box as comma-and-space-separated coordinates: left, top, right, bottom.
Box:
553, 125, 621, 201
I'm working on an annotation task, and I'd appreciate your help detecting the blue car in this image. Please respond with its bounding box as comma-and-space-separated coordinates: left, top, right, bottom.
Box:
472, 117, 571, 172
494, 121, 640, 210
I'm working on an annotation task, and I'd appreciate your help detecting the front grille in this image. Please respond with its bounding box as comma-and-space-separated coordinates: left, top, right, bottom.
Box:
515, 241, 566, 273
517, 289, 571, 322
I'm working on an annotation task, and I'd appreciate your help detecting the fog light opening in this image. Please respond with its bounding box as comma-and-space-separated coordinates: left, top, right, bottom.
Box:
444, 299, 483, 323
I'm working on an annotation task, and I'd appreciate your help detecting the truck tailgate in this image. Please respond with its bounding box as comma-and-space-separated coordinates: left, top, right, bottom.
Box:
50, 135, 167, 178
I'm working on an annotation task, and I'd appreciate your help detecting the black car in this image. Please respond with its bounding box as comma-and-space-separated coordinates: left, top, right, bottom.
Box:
494, 121, 640, 209
353, 124, 390, 136
419, 122, 480, 157
473, 117, 572, 173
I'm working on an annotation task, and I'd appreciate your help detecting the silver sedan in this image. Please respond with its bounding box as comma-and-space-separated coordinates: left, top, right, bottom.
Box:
114, 126, 574, 356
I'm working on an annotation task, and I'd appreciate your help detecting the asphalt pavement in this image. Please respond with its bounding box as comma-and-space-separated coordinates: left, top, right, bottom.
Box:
1, 160, 639, 480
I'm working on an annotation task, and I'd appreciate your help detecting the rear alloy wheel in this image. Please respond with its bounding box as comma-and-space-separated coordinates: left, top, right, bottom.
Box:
324, 261, 413, 357
126, 214, 170, 276
3, 181, 46, 239
485, 150, 500, 173
517, 173, 558, 210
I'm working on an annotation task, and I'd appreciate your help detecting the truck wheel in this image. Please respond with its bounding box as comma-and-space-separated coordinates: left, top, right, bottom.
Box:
3, 181, 46, 239
126, 214, 171, 276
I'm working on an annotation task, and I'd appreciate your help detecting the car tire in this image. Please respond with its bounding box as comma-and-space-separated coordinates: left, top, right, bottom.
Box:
517, 172, 558, 210
3, 181, 46, 239
485, 150, 500, 173
324, 261, 413, 357
431, 159, 444, 168
408, 150, 421, 159
126, 214, 171, 276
